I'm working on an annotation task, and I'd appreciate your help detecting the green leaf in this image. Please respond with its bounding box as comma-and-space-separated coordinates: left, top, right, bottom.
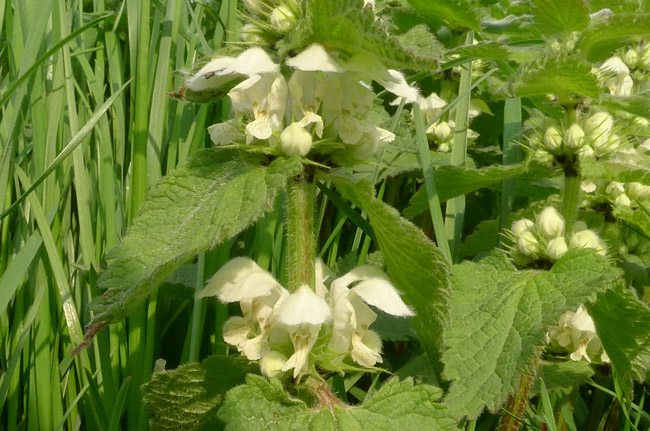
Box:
531, 0, 590, 36
406, 0, 481, 31
531, 360, 594, 396
512, 55, 601, 105
598, 94, 650, 120
403, 162, 530, 219
577, 13, 650, 61
396, 24, 445, 63
581, 158, 650, 185
448, 41, 514, 60
332, 177, 450, 374
305, 0, 437, 72
217, 375, 456, 430
142, 355, 257, 431
586, 286, 650, 384
87, 151, 302, 332
443, 249, 621, 420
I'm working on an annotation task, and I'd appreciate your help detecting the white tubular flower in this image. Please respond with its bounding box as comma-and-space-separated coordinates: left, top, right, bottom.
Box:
433, 121, 453, 142
547, 305, 608, 363
536, 207, 565, 239
207, 121, 241, 146
276, 285, 331, 378
198, 257, 289, 360
322, 73, 376, 145
606, 181, 625, 197
419, 92, 447, 126
544, 126, 563, 151
512, 218, 535, 236
260, 350, 288, 378
376, 70, 420, 104
288, 71, 326, 137
546, 237, 568, 261
599, 56, 633, 96
328, 265, 413, 367
229, 72, 288, 143
581, 180, 597, 193
185, 48, 279, 93
628, 182, 650, 199
614, 193, 631, 207
280, 122, 312, 156
569, 230, 606, 255
565, 124, 585, 149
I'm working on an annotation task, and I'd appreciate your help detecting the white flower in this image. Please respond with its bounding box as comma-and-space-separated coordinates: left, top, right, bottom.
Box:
280, 122, 312, 156
547, 305, 608, 363
544, 126, 562, 151
627, 182, 650, 199
606, 181, 625, 197
565, 124, 585, 149
207, 121, 241, 146
197, 257, 289, 360
229, 72, 288, 143
432, 121, 453, 142
614, 193, 631, 207
569, 230, 606, 255
288, 71, 326, 137
536, 207, 565, 239
512, 218, 534, 236
275, 285, 331, 378
328, 265, 413, 367
598, 56, 633, 96
260, 350, 288, 378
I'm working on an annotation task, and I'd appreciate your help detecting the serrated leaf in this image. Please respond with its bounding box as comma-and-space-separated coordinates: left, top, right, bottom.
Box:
332, 177, 450, 373
512, 55, 600, 105
614, 205, 650, 239
443, 249, 621, 420
407, 0, 481, 31
87, 151, 302, 332
531, 0, 590, 36
142, 355, 257, 431
305, 0, 437, 71
582, 158, 650, 185
577, 13, 650, 61
531, 360, 594, 396
403, 162, 530, 219
598, 94, 650, 120
217, 375, 456, 430
396, 24, 445, 63
587, 286, 650, 384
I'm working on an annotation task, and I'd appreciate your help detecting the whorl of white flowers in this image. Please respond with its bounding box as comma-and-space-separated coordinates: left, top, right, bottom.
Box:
510, 208, 607, 263
197, 257, 413, 379
546, 305, 609, 363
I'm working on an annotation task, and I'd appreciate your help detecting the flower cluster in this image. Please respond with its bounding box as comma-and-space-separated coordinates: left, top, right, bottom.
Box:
183, 44, 418, 163
196, 257, 413, 379
546, 305, 609, 364
509, 207, 606, 264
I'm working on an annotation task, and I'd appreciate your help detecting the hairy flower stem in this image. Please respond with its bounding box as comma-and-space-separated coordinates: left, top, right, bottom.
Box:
561, 172, 581, 234
498, 372, 535, 431
286, 172, 316, 293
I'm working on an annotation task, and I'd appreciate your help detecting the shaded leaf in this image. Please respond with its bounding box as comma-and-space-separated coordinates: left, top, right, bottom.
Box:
582, 158, 650, 185
531, 0, 590, 36
407, 0, 481, 31
577, 13, 650, 61
531, 360, 594, 396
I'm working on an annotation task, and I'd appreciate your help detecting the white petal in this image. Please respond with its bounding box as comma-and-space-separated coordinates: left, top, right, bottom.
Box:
222, 316, 250, 348
224, 47, 279, 75
314, 257, 334, 298
240, 333, 271, 360
207, 121, 241, 146
350, 330, 383, 367
277, 285, 331, 326
377, 70, 420, 104
198, 257, 272, 300
282, 324, 321, 378
287, 44, 344, 72
353, 279, 413, 316
184, 57, 236, 92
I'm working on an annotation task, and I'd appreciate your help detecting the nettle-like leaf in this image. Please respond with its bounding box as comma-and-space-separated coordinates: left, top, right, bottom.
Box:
142, 355, 257, 431
396, 24, 445, 64
305, 0, 438, 72
577, 13, 650, 61
403, 162, 531, 219
531, 0, 590, 36
587, 286, 650, 386
406, 0, 481, 31
512, 54, 600, 105
599, 95, 650, 120
332, 177, 450, 373
217, 375, 457, 430
443, 250, 621, 420
582, 158, 650, 185
531, 360, 594, 396
86, 151, 302, 334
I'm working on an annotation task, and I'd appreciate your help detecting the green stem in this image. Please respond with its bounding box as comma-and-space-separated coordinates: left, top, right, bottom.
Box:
561, 172, 581, 234
286, 173, 316, 293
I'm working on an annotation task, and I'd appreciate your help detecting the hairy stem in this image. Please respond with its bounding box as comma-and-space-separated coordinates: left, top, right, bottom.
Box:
286, 173, 316, 293
561, 172, 581, 234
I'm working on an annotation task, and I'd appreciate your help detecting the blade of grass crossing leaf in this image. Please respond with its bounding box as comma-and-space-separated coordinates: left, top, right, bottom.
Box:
0, 231, 42, 316
499, 98, 523, 240
444, 32, 473, 262
539, 380, 558, 431
413, 103, 452, 263
188, 253, 207, 362
107, 377, 131, 431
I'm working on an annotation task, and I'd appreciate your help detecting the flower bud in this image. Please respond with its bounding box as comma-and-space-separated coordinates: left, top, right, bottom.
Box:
280, 122, 312, 156
614, 193, 631, 207
536, 207, 565, 239
627, 182, 650, 199
641, 43, 650, 69
535, 149, 554, 164
434, 121, 453, 142
637, 139, 650, 156
569, 230, 606, 255
512, 218, 535, 236
584, 112, 613, 140
544, 126, 562, 151
578, 145, 594, 158
581, 181, 597, 193
240, 23, 265, 44
270, 5, 295, 31
565, 124, 585, 149
546, 237, 568, 260
438, 143, 451, 153
605, 181, 625, 197
623, 49, 639, 69
260, 351, 288, 378
518, 231, 541, 256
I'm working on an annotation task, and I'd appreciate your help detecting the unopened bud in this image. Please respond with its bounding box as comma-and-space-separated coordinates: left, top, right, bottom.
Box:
578, 145, 595, 158
280, 122, 312, 156
518, 231, 541, 256
535, 149, 554, 164
623, 49, 639, 69
434, 121, 453, 142
544, 127, 562, 151
570, 230, 606, 255
270, 5, 295, 31
512, 218, 535, 236
606, 181, 625, 197
641, 43, 650, 69
260, 351, 288, 378
581, 181, 597, 193
565, 124, 585, 149
627, 182, 650, 199
614, 193, 631, 207
584, 112, 613, 140
546, 237, 568, 260
241, 23, 265, 44
536, 207, 565, 239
